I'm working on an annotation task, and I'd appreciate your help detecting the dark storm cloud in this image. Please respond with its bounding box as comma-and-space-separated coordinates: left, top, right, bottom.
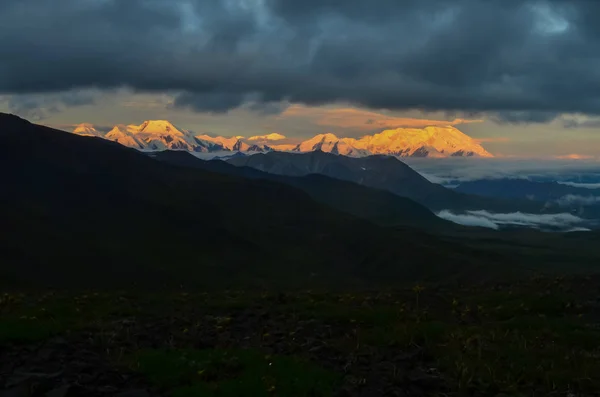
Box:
173, 92, 250, 114
4, 91, 98, 120
490, 111, 561, 124
172, 92, 289, 115
1, 0, 600, 118
246, 101, 291, 116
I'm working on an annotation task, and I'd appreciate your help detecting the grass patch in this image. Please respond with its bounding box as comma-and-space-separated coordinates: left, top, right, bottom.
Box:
130, 348, 340, 397
0, 291, 140, 342
357, 320, 450, 348
436, 320, 600, 394
3, 279, 600, 396
0, 317, 64, 342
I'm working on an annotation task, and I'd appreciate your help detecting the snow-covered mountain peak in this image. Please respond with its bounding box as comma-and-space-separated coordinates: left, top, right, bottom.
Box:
102, 120, 196, 151
352, 126, 492, 158
297, 133, 339, 149
69, 120, 492, 158
195, 134, 245, 151
248, 133, 286, 141
105, 125, 145, 149
295, 132, 368, 156
73, 123, 102, 137
132, 120, 186, 136
315, 133, 341, 141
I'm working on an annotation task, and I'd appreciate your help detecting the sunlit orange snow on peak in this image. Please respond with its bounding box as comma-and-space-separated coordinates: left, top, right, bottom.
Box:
281, 105, 483, 131
248, 133, 286, 141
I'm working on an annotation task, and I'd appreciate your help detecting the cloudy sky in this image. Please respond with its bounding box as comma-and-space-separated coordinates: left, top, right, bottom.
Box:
1, 0, 600, 157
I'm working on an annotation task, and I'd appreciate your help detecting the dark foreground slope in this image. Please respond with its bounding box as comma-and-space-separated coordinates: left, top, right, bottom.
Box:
151, 151, 450, 229
227, 151, 553, 213
0, 113, 496, 288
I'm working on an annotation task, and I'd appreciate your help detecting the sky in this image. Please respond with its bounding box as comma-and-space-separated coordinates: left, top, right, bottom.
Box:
1, 0, 600, 157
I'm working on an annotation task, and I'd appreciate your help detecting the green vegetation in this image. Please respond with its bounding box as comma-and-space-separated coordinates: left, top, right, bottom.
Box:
0, 291, 138, 342
131, 349, 339, 397
2, 275, 600, 395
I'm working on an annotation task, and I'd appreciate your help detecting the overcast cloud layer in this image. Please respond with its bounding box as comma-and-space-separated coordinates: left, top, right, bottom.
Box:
2, 0, 600, 119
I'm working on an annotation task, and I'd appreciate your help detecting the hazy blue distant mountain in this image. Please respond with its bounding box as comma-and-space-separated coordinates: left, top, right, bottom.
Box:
227, 151, 554, 214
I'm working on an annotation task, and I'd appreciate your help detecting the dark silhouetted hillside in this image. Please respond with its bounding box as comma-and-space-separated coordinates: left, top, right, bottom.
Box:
152, 150, 450, 229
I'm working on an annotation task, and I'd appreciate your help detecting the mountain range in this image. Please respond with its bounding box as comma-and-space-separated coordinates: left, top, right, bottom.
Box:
2, 112, 495, 288
4, 112, 600, 289
72, 120, 561, 215
71, 120, 492, 158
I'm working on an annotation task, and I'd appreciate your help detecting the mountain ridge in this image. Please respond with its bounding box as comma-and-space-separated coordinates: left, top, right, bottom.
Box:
226, 150, 555, 214
71, 120, 492, 158
151, 150, 452, 229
